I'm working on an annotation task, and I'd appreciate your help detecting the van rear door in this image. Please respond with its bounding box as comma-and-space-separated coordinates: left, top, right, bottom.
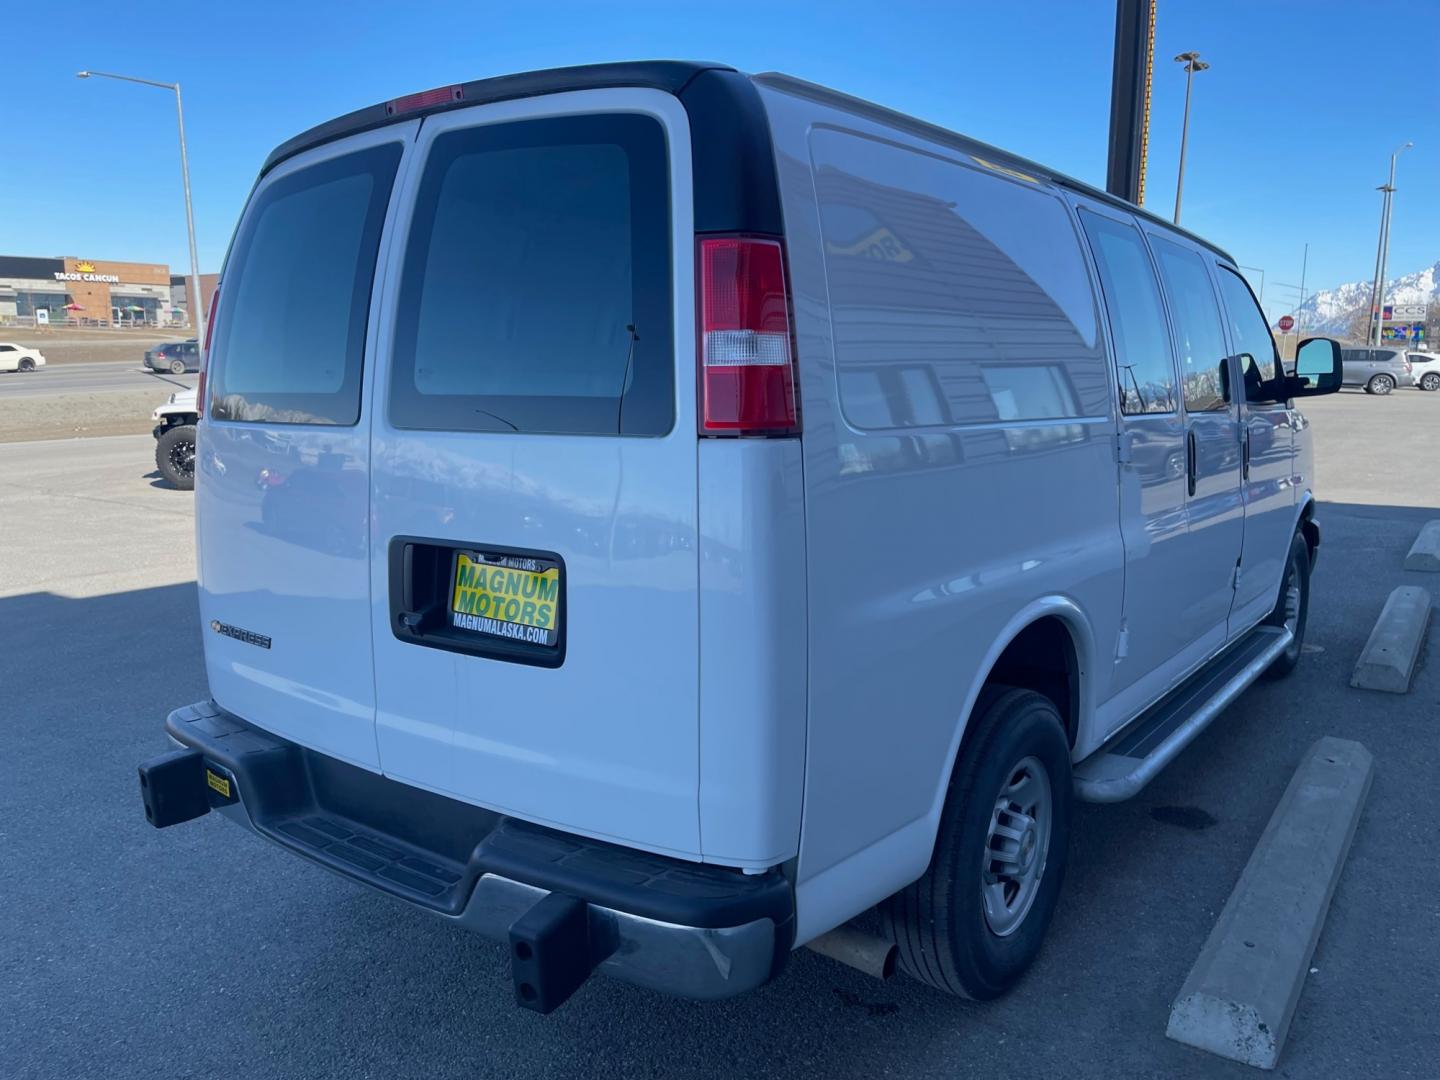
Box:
197, 123, 418, 770
366, 93, 702, 857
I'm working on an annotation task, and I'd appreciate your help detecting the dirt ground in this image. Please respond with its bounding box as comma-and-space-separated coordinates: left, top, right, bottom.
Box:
0, 389, 160, 443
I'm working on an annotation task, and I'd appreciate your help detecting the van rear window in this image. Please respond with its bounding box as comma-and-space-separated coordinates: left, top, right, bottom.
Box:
209, 143, 401, 425
388, 114, 674, 436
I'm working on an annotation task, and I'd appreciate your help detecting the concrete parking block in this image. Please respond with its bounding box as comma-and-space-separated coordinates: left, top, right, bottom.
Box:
1404, 521, 1440, 572
1350, 586, 1432, 693
1166, 737, 1374, 1070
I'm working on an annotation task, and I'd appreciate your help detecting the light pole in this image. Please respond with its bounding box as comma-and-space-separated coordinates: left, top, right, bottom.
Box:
1369, 141, 1413, 346
77, 70, 204, 345
1172, 51, 1209, 225
1238, 264, 1266, 307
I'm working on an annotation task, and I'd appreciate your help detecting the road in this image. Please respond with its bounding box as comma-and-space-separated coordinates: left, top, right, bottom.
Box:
2, 395, 1438, 1078
0, 361, 196, 400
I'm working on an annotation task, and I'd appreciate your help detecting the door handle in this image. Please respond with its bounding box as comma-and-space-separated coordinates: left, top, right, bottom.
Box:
1186, 429, 1197, 497
1242, 426, 1251, 480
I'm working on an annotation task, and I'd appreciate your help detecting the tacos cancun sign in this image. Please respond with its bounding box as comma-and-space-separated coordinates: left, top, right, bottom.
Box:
54, 260, 120, 284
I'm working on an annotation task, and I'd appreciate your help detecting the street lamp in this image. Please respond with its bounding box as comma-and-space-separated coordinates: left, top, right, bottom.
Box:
76, 70, 204, 346
1172, 51, 1209, 226
1237, 263, 1266, 307
1368, 140, 1413, 346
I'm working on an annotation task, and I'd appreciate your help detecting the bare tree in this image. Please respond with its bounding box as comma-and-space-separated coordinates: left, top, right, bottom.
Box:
1343, 304, 1372, 344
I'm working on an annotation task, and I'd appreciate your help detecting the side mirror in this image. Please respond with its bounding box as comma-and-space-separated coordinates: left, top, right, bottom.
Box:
1286, 337, 1342, 397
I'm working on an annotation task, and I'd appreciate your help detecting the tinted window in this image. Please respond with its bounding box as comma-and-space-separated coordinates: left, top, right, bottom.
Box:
209, 144, 401, 424
389, 114, 673, 436
1151, 237, 1229, 411
1079, 211, 1177, 414
810, 130, 1108, 431
1376, 349, 1400, 363
1216, 267, 1279, 403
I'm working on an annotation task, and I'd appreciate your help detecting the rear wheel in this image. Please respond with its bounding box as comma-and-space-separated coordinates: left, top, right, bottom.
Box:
881, 687, 1071, 999
1366, 374, 1395, 395
169, 358, 186, 375
1420, 372, 1440, 392
155, 424, 197, 491
18, 358, 35, 372
1263, 531, 1311, 680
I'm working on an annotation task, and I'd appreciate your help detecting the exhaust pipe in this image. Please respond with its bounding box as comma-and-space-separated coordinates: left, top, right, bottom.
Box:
805, 926, 898, 981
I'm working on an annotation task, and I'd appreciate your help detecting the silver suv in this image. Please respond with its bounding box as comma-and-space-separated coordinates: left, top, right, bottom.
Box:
1341, 346, 1414, 394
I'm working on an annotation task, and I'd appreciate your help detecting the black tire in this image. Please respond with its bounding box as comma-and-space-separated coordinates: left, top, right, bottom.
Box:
881, 687, 1071, 999
1366, 374, 1395, 395
169, 358, 186, 375
155, 424, 197, 491
1263, 531, 1311, 680
18, 358, 35, 372
1420, 372, 1440, 392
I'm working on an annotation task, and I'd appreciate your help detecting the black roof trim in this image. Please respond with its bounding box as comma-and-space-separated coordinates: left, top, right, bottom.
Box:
261, 61, 733, 174
751, 72, 1236, 265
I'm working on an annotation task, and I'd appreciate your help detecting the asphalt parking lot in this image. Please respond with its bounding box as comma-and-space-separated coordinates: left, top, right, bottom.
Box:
2, 390, 1437, 1079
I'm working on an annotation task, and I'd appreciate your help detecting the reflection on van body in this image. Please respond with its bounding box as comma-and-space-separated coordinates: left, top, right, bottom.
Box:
812, 140, 1110, 437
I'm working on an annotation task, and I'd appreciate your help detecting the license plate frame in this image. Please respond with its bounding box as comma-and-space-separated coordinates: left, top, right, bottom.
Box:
387, 537, 566, 669
448, 550, 563, 650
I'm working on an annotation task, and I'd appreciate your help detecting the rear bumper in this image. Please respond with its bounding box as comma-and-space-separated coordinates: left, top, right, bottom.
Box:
148, 701, 793, 1007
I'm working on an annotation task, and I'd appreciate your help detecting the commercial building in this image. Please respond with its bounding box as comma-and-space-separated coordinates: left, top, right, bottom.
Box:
0, 254, 204, 328
170, 273, 220, 330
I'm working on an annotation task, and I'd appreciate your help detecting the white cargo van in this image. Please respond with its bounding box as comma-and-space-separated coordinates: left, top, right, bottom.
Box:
139, 62, 1343, 1012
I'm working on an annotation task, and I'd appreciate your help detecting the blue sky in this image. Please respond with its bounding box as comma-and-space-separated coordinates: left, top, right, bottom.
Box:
3, 0, 1436, 319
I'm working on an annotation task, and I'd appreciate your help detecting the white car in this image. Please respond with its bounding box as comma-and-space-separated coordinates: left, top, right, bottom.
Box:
137, 61, 1343, 1013
151, 387, 198, 490
1408, 350, 1440, 391
0, 342, 46, 372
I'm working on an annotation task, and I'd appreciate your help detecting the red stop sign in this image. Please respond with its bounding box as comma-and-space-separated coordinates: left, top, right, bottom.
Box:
1278, 315, 1295, 332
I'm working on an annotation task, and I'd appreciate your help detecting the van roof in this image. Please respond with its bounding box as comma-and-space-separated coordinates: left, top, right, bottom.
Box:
261, 61, 732, 174
261, 60, 1234, 265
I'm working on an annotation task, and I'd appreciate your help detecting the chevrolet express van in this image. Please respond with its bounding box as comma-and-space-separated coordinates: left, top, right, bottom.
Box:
139, 61, 1342, 1012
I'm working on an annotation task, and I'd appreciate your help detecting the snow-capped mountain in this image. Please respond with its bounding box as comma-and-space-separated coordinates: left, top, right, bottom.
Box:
1296, 260, 1439, 334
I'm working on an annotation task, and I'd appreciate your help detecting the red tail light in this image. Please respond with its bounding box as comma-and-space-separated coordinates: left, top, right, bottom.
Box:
698, 236, 799, 434
196, 285, 219, 415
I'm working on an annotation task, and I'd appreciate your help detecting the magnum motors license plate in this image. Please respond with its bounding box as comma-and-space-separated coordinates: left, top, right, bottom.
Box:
449, 551, 561, 648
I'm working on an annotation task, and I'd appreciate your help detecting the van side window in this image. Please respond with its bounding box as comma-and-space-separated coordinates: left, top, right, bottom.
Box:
1215, 267, 1280, 404
389, 114, 674, 436
809, 130, 1110, 431
1078, 211, 1177, 414
209, 143, 402, 425
1150, 237, 1229, 411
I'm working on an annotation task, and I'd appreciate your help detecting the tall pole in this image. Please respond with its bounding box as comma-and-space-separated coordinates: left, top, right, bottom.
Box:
1296, 243, 1309, 335
77, 69, 204, 344
172, 84, 205, 348
1137, 0, 1157, 205
1368, 189, 1389, 345
1106, 0, 1153, 203
1372, 142, 1413, 346
1172, 52, 1209, 226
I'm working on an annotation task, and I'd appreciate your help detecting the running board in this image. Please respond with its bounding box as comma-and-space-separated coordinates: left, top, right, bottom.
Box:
1074, 626, 1293, 803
